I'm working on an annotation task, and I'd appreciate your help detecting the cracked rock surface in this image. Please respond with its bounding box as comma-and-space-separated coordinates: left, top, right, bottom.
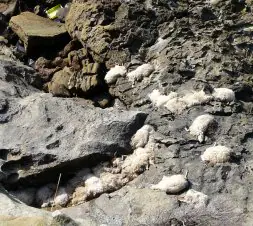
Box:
2, 0, 253, 225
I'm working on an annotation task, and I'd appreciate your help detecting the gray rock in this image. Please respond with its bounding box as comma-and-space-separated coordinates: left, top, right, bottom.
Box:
0, 185, 55, 226
0, 56, 146, 187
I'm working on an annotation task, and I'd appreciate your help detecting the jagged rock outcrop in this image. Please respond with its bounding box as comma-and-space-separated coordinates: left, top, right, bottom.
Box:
3, 0, 253, 225
0, 54, 146, 188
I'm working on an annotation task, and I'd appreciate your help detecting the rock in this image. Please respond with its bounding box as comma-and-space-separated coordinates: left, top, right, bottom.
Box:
0, 59, 147, 187
62, 187, 179, 226
48, 65, 103, 97
0, 91, 146, 186
0, 56, 42, 97
65, 0, 158, 66
0, 185, 58, 226
10, 188, 36, 206
9, 12, 69, 54
0, 13, 7, 33
2, 0, 253, 225
0, 0, 17, 16
48, 67, 72, 97
58, 39, 82, 58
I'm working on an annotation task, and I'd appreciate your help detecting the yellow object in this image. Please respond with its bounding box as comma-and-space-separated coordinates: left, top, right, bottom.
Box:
46, 4, 62, 19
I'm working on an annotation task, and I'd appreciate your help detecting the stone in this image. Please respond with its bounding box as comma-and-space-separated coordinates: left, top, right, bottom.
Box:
0, 185, 57, 226
0, 0, 17, 16
48, 67, 72, 97
9, 12, 69, 54
2, 0, 253, 225
0, 56, 147, 187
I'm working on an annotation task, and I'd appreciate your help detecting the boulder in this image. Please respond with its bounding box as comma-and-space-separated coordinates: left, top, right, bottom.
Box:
9, 12, 69, 54
0, 57, 146, 187
0, 185, 62, 226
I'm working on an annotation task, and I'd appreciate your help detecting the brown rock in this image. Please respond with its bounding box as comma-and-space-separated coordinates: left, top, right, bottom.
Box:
58, 39, 82, 58
9, 12, 68, 54
48, 67, 73, 97
0, 0, 17, 16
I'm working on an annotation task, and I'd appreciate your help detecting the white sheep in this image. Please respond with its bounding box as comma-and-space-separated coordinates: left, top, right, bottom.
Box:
71, 174, 104, 204
212, 88, 235, 102
104, 65, 127, 84
127, 64, 154, 83
188, 114, 216, 143
149, 89, 213, 114
54, 187, 69, 207
164, 97, 187, 114
84, 175, 104, 198
149, 89, 178, 107
201, 145, 232, 165
182, 90, 213, 107
121, 143, 155, 178
178, 189, 209, 208
100, 172, 124, 192
151, 174, 189, 194
131, 125, 153, 149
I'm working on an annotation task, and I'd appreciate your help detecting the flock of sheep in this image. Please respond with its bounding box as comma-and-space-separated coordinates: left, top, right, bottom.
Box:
10, 60, 236, 210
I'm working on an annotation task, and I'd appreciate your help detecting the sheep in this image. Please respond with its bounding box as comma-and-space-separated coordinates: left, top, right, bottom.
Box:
164, 97, 187, 114
54, 187, 69, 207
149, 89, 213, 114
151, 174, 189, 194
131, 125, 153, 149
188, 114, 216, 143
127, 64, 154, 83
178, 189, 209, 208
104, 65, 127, 84
63, 140, 156, 205
149, 89, 178, 107
71, 174, 104, 205
149, 87, 235, 116
201, 145, 232, 165
212, 88, 235, 102
84, 174, 104, 198
121, 144, 155, 179
182, 90, 213, 107
100, 172, 124, 192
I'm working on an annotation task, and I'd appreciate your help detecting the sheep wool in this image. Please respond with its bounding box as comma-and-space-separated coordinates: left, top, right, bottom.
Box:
151, 174, 189, 194
189, 114, 215, 143
149, 89, 178, 107
104, 65, 127, 84
178, 189, 209, 208
201, 145, 232, 165
122, 145, 154, 177
54, 187, 69, 207
212, 88, 235, 102
182, 90, 213, 107
84, 175, 104, 197
164, 97, 187, 114
127, 63, 154, 83
131, 125, 153, 149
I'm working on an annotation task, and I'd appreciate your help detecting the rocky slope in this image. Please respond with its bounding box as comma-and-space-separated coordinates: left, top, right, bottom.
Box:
2, 0, 253, 225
